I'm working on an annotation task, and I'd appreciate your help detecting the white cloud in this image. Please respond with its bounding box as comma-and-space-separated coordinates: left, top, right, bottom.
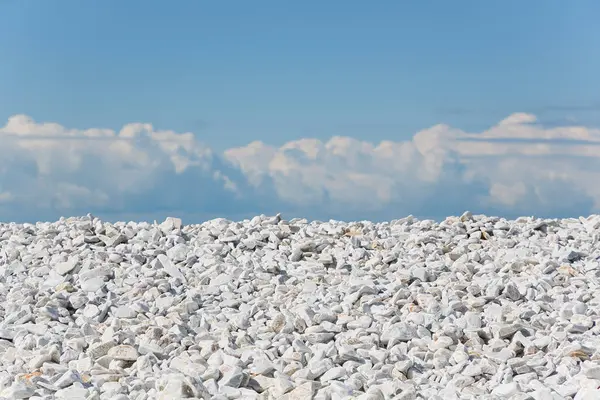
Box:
0, 115, 237, 219
1, 112, 599, 222
225, 114, 600, 216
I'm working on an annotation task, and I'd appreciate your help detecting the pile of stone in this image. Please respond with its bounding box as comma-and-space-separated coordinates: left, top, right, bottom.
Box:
1, 212, 600, 399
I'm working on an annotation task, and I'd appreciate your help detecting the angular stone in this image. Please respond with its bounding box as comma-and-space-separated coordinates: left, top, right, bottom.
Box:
55, 258, 78, 275
107, 345, 139, 361
381, 323, 418, 344
279, 381, 318, 400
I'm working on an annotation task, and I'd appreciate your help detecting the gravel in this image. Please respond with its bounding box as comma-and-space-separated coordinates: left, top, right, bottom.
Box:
1, 212, 600, 399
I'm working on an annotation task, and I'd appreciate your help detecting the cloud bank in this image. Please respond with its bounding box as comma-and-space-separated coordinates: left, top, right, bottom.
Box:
1, 113, 599, 222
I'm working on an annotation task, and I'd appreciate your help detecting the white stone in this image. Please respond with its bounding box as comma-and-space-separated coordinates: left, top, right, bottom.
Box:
0, 381, 36, 399
107, 345, 139, 361
491, 382, 520, 398
1, 214, 600, 398
55, 258, 78, 275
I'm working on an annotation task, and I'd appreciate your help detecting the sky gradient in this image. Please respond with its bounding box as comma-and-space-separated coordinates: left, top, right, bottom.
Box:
1, 1, 600, 223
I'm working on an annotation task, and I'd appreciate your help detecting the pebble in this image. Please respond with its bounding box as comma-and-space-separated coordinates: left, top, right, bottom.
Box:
0, 213, 599, 398
0, 381, 36, 399
381, 322, 417, 344
107, 345, 139, 361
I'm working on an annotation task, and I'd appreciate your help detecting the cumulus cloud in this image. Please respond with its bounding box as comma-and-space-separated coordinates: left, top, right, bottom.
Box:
0, 115, 246, 222
225, 113, 600, 218
1, 113, 599, 222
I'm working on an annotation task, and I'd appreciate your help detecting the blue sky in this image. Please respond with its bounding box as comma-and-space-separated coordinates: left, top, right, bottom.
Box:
1, 1, 600, 223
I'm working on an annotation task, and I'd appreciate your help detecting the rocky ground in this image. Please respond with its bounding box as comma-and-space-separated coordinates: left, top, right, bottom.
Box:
1, 212, 600, 399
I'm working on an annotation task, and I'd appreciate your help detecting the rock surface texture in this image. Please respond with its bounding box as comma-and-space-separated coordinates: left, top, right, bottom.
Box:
0, 212, 600, 399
